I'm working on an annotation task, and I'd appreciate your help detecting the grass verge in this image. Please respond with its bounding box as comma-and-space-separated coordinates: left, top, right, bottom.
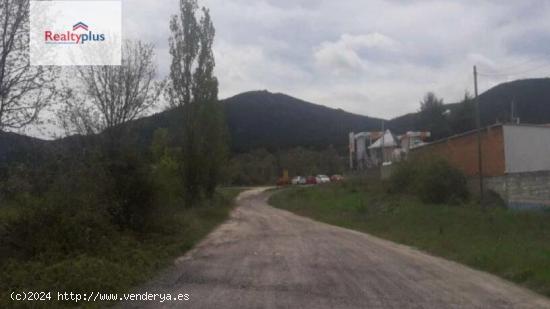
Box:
269, 180, 550, 297
0, 188, 243, 308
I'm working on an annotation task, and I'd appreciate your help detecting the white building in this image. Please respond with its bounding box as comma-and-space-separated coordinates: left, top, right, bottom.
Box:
349, 130, 430, 170
368, 130, 398, 165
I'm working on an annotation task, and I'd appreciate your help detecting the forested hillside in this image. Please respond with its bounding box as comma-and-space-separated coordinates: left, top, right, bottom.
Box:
390, 78, 550, 136
3, 78, 550, 162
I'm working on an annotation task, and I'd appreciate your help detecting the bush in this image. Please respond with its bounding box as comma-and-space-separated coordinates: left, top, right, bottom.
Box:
387, 160, 418, 194
0, 129, 245, 308
389, 156, 469, 204
1, 194, 115, 261
416, 158, 469, 204
106, 151, 158, 232
0, 156, 117, 260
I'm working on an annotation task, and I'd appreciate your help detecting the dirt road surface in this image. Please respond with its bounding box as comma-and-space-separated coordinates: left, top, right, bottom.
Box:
122, 188, 550, 308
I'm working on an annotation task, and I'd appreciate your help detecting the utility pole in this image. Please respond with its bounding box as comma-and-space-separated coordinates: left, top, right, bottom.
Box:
349, 132, 355, 170
511, 98, 519, 124
474, 66, 484, 203
381, 119, 385, 163
510, 99, 515, 123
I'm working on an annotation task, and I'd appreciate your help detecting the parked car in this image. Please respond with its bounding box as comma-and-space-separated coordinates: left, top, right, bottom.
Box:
306, 176, 317, 185
316, 175, 331, 184
291, 176, 306, 185
330, 174, 344, 182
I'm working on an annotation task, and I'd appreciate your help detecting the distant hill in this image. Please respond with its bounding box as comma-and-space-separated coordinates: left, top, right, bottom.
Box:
389, 78, 550, 134
0, 132, 46, 167
88, 90, 383, 153
223, 91, 383, 151
476, 78, 550, 125
3, 78, 550, 162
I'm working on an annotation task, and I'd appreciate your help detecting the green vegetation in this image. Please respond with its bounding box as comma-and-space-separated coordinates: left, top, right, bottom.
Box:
270, 179, 550, 297
226, 146, 345, 185
0, 1, 233, 307
0, 185, 241, 308
417, 92, 451, 141
416, 91, 479, 141
449, 92, 476, 135
0, 128, 233, 308
168, 0, 228, 205
389, 156, 469, 204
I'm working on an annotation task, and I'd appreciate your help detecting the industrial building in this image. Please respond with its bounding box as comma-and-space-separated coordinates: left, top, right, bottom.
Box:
412, 124, 550, 176
412, 123, 550, 208
349, 130, 430, 170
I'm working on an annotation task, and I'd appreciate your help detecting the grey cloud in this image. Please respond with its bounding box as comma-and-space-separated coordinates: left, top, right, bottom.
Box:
95, 1, 550, 119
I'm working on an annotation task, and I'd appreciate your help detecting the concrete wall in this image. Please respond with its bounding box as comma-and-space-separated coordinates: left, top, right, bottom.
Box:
412, 125, 506, 177
355, 135, 368, 170
503, 125, 550, 174
477, 171, 550, 209
411, 124, 550, 209
380, 164, 393, 180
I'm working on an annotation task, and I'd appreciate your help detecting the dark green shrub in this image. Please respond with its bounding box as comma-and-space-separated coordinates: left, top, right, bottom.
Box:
1, 194, 115, 260
0, 156, 117, 260
387, 161, 418, 194
151, 129, 184, 208
107, 152, 157, 232
389, 156, 469, 204
416, 158, 469, 204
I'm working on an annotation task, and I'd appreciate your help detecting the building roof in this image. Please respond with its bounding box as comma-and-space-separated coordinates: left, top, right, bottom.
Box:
411, 123, 550, 151
355, 131, 383, 140
368, 130, 397, 149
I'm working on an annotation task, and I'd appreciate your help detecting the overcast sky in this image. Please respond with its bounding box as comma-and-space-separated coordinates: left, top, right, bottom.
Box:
27, 0, 550, 138
121, 0, 550, 119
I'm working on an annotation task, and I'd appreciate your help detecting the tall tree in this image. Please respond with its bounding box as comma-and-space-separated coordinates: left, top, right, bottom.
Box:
59, 40, 163, 137
418, 92, 450, 140
449, 92, 475, 134
0, 0, 56, 131
169, 0, 227, 204
168, 0, 199, 109
57, 40, 163, 230
196, 8, 227, 197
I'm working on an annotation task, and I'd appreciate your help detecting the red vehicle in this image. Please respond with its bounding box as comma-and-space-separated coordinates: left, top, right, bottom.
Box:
306, 176, 317, 185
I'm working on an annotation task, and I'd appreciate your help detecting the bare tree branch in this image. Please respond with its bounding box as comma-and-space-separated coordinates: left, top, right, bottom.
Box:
59, 40, 164, 137
0, 0, 56, 131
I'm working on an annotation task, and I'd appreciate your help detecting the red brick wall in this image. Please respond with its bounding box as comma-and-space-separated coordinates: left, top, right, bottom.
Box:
411, 126, 505, 177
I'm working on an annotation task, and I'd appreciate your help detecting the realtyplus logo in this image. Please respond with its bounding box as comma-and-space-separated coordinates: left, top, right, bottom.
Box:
31, 1, 121, 65
44, 22, 106, 44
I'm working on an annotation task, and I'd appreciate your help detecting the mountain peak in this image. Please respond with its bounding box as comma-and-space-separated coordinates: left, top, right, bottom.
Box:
222, 90, 384, 152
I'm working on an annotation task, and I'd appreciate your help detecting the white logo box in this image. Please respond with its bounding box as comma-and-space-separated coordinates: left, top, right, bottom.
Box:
30, 1, 122, 66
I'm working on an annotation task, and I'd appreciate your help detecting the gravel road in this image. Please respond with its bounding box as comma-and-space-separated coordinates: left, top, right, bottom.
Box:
122, 188, 550, 308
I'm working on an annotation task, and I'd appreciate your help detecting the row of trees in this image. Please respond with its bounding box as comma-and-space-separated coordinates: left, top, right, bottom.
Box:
0, 2, 231, 299
0, 0, 227, 208
417, 92, 475, 141
226, 147, 346, 185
